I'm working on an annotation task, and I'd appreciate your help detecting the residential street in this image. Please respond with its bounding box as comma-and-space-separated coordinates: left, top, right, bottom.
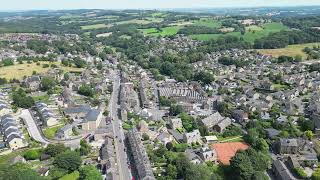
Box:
19, 109, 49, 145
109, 70, 132, 180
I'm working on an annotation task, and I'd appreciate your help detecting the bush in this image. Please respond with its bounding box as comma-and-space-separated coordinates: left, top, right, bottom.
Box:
24, 149, 40, 160
294, 167, 308, 179
42, 64, 50, 68
2, 58, 14, 66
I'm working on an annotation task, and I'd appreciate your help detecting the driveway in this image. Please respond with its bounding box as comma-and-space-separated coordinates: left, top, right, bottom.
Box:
20, 109, 49, 145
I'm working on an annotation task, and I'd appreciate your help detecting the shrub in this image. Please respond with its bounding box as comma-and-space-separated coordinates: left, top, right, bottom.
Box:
24, 149, 40, 160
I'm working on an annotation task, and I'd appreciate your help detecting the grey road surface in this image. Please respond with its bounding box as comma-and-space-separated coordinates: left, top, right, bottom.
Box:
109, 71, 132, 180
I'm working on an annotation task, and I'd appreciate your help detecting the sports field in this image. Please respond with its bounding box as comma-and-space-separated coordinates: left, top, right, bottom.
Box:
0, 61, 82, 80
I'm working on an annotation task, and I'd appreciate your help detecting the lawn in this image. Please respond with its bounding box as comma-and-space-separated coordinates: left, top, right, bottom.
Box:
33, 94, 50, 103
80, 24, 110, 30
193, 18, 222, 28
218, 136, 243, 143
59, 171, 79, 180
0, 61, 82, 80
0, 149, 27, 165
258, 43, 320, 60
43, 124, 64, 139
141, 26, 181, 37
116, 19, 153, 25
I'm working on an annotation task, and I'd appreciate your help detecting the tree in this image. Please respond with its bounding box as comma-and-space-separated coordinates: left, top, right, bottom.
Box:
312, 168, 320, 180
169, 104, 183, 116
295, 55, 303, 62
175, 153, 191, 179
230, 151, 254, 180
254, 138, 269, 152
185, 164, 211, 180
0, 163, 44, 180
24, 149, 40, 160
78, 84, 95, 97
180, 112, 197, 132
73, 57, 87, 68
166, 164, 177, 179
44, 144, 69, 157
0, 78, 7, 85
142, 133, 149, 141
305, 130, 314, 140
79, 140, 91, 156
41, 76, 56, 91
2, 58, 14, 66
79, 165, 102, 180
244, 128, 259, 145
12, 88, 35, 108
53, 151, 81, 172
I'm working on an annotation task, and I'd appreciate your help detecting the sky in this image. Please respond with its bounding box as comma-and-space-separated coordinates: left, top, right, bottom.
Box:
1, 0, 320, 10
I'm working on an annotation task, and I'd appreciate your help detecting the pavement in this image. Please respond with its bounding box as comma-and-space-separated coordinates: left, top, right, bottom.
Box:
19, 109, 49, 145
108, 71, 132, 180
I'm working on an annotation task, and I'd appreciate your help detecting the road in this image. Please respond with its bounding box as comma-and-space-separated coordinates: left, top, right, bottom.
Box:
20, 109, 49, 145
109, 70, 132, 180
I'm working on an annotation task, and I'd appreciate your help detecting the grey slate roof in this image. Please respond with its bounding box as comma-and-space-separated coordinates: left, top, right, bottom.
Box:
84, 109, 101, 122
64, 105, 91, 115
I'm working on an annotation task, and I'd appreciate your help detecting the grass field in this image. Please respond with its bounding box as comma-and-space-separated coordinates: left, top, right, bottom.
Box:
0, 61, 82, 80
59, 171, 79, 180
43, 124, 64, 139
258, 43, 320, 59
141, 26, 181, 36
189, 22, 288, 43
193, 18, 222, 28
80, 24, 110, 30
116, 19, 154, 25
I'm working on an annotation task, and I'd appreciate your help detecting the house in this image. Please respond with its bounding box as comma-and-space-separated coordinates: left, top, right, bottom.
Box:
157, 131, 173, 145
276, 138, 299, 154
204, 136, 218, 143
24, 75, 41, 91
35, 102, 59, 127
201, 112, 231, 132
56, 124, 73, 139
272, 159, 297, 180
126, 128, 156, 180
183, 129, 201, 144
265, 128, 280, 139
81, 109, 102, 131
169, 117, 183, 130
186, 149, 203, 164
64, 105, 92, 121
1, 115, 27, 150
198, 146, 217, 162
213, 118, 232, 133
138, 120, 149, 134
232, 110, 249, 124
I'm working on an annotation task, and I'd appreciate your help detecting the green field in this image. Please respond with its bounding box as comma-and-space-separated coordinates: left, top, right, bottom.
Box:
59, 171, 79, 180
141, 26, 181, 36
116, 19, 155, 25
190, 22, 289, 43
43, 124, 64, 139
258, 43, 320, 59
80, 24, 110, 30
193, 18, 222, 28
0, 61, 82, 80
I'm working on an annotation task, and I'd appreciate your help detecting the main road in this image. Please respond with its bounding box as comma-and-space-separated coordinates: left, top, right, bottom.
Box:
108, 70, 132, 180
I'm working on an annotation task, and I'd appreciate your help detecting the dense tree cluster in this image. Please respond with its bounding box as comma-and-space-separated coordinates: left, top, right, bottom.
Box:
78, 84, 95, 97
12, 88, 35, 108
230, 148, 270, 180
254, 30, 320, 49
218, 56, 249, 67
